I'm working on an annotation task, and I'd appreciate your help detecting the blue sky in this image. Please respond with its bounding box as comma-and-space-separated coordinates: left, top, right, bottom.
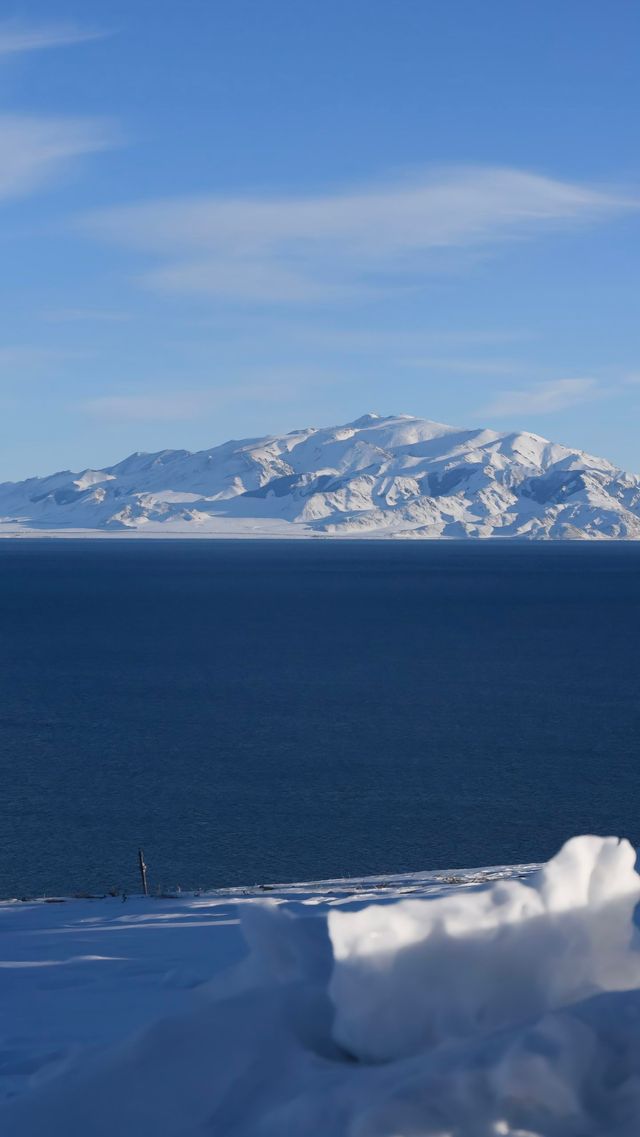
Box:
1, 0, 639, 479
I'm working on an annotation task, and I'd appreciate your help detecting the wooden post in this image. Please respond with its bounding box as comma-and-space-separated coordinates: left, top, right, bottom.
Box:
138, 848, 149, 896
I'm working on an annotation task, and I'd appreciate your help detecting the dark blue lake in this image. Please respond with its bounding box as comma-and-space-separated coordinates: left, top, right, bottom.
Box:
1, 539, 640, 898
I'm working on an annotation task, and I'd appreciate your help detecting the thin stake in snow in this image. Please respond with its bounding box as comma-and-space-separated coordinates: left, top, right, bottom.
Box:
138, 849, 149, 896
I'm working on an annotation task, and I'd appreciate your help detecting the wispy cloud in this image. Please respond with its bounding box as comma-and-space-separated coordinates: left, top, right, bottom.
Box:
82, 381, 302, 423
0, 345, 85, 370
43, 308, 131, 324
0, 20, 106, 56
81, 166, 638, 304
481, 378, 599, 417
0, 114, 115, 201
83, 393, 214, 422
398, 356, 524, 375
0, 347, 92, 395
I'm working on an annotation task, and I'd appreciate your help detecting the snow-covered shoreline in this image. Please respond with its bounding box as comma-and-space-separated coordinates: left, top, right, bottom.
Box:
3, 836, 640, 1135
1, 527, 639, 541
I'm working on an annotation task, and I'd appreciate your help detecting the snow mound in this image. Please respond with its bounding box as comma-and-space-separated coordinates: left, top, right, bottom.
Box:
329, 834, 640, 1062
4, 836, 640, 1136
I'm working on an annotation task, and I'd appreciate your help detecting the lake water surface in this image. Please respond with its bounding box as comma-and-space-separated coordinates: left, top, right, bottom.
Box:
1, 539, 639, 897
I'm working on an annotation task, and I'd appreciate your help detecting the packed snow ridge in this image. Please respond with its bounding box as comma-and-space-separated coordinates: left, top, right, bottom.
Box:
2, 412, 640, 539
3, 835, 640, 1135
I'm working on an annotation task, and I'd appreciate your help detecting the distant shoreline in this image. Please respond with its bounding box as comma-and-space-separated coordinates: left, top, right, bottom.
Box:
1, 529, 638, 542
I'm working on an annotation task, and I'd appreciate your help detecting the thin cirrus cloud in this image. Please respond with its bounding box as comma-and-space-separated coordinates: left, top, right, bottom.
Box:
82, 381, 301, 423
0, 345, 82, 371
83, 393, 217, 423
81, 166, 638, 304
0, 114, 115, 202
398, 355, 525, 375
43, 308, 131, 324
480, 378, 599, 418
0, 20, 107, 55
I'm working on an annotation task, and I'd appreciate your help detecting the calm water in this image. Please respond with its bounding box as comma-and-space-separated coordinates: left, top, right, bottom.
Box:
1, 539, 640, 898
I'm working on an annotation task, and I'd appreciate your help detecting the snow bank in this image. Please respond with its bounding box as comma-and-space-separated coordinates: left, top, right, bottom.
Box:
4, 836, 640, 1136
329, 834, 640, 1062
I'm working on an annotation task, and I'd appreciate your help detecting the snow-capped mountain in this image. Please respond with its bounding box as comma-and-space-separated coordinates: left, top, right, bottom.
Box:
1, 413, 639, 539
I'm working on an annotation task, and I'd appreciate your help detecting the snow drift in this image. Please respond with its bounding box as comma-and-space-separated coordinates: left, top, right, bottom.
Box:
4, 835, 640, 1136
329, 834, 640, 1063
1, 412, 640, 539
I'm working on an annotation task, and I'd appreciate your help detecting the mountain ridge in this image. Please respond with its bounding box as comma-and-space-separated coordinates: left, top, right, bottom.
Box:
1, 413, 639, 539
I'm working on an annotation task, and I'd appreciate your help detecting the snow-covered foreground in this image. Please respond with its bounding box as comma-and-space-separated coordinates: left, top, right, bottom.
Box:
2, 836, 640, 1135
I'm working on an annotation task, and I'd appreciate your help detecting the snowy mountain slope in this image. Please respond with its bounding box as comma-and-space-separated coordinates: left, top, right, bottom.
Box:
1, 412, 639, 538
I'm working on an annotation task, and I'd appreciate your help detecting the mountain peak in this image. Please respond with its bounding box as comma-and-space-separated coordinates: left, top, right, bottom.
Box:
348, 412, 383, 426
0, 413, 637, 540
